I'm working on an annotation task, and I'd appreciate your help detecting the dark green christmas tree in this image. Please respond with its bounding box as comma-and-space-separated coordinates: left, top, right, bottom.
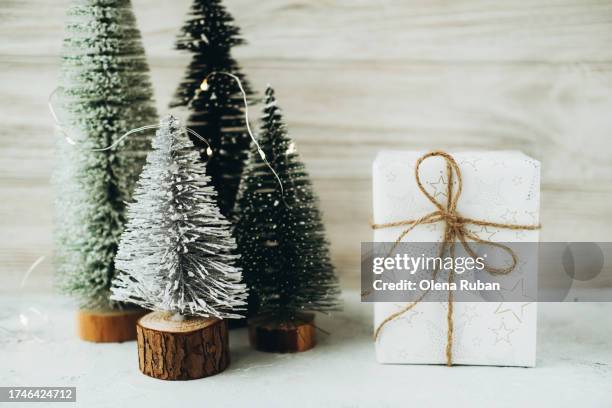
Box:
171, 0, 253, 217
234, 86, 340, 319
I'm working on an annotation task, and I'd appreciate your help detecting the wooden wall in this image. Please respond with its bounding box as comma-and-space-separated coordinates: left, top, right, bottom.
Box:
2, 0, 612, 291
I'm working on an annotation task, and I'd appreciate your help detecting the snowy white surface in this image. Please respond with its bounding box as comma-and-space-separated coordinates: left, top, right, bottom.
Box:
1, 291, 611, 407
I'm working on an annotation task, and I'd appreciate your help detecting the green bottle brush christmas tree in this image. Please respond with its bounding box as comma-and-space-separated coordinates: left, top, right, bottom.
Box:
53, 0, 157, 342
235, 86, 341, 352
171, 0, 254, 218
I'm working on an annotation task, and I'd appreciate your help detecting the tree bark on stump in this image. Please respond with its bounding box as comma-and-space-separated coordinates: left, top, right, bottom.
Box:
77, 308, 146, 343
248, 313, 316, 353
136, 311, 229, 380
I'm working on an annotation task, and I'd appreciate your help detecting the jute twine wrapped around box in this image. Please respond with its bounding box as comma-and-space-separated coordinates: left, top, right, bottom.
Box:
371, 151, 540, 366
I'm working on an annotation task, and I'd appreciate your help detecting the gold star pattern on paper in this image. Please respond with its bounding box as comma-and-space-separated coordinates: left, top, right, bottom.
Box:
492, 160, 508, 168
398, 348, 412, 360
472, 225, 497, 240
500, 277, 533, 299
468, 178, 504, 207
491, 322, 515, 344
427, 175, 448, 199
385, 171, 397, 182
460, 158, 481, 170
460, 305, 479, 325
399, 310, 421, 325
494, 301, 533, 323
500, 209, 518, 223
524, 210, 538, 223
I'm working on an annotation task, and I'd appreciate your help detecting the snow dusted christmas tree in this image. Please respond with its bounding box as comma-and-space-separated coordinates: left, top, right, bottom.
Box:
53, 0, 157, 342
235, 86, 340, 353
170, 0, 254, 218
111, 116, 246, 380
111, 115, 247, 317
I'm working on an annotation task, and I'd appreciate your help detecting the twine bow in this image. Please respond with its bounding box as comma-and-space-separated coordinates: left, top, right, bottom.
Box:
371, 151, 540, 366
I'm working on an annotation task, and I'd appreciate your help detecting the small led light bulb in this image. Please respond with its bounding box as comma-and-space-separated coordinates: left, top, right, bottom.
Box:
206, 147, 213, 156
287, 142, 296, 154
200, 79, 209, 91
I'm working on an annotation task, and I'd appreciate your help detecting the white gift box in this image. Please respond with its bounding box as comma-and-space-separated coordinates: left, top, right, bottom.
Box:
372, 151, 540, 367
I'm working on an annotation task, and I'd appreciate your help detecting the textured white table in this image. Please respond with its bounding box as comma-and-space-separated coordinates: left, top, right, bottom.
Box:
1, 291, 611, 408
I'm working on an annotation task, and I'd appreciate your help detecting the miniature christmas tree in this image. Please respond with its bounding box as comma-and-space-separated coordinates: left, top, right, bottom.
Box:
54, 0, 158, 318
111, 115, 247, 319
234, 87, 340, 351
111, 115, 246, 379
171, 0, 254, 217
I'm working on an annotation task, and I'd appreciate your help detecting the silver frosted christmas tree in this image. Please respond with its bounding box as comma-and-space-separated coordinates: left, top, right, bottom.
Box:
111, 116, 247, 318
53, 0, 157, 310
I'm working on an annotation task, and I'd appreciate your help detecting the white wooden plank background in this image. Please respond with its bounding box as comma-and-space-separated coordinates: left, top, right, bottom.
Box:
2, 0, 612, 291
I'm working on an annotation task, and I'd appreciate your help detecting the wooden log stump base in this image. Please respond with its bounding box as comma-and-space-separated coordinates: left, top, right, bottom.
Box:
136, 311, 229, 381
77, 308, 146, 343
248, 313, 316, 353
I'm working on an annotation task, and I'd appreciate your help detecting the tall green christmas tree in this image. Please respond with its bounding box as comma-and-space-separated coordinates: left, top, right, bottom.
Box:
234, 86, 340, 319
54, 0, 157, 310
171, 0, 253, 217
